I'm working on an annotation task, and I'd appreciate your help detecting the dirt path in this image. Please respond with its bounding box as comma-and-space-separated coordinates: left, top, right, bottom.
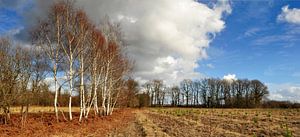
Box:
109, 109, 239, 137
109, 109, 240, 137
108, 109, 169, 137
107, 111, 145, 137
110, 109, 243, 137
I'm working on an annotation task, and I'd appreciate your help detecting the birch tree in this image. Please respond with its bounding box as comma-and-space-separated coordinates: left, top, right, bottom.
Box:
31, 1, 132, 120
31, 2, 68, 121
74, 9, 94, 122
100, 18, 131, 115
50, 1, 90, 121
83, 29, 105, 119
33, 1, 88, 121
101, 41, 130, 115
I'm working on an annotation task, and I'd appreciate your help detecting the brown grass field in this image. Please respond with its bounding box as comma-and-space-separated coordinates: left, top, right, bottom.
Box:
1, 107, 300, 137
5, 106, 81, 114
146, 108, 300, 137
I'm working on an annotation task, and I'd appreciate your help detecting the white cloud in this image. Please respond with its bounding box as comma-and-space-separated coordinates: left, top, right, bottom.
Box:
277, 5, 300, 25
244, 28, 260, 37
223, 74, 237, 82
6, 0, 231, 85
76, 0, 231, 85
253, 34, 298, 46
44, 76, 69, 93
1, 27, 23, 37
206, 63, 215, 69
267, 83, 300, 103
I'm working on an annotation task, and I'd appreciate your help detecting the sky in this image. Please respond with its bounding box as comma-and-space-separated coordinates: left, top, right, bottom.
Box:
0, 0, 300, 102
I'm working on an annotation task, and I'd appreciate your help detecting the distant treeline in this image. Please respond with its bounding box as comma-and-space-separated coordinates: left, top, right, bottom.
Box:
132, 78, 300, 108
140, 78, 270, 108
261, 100, 300, 108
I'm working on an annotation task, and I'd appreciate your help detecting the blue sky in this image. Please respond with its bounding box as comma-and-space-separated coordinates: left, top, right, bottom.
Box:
0, 0, 300, 102
198, 1, 300, 102
0, 8, 22, 35
200, 1, 300, 82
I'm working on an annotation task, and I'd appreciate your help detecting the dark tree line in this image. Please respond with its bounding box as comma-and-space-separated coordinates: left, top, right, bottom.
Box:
143, 78, 269, 108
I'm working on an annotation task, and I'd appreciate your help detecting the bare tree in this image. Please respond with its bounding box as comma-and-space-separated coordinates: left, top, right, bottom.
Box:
199, 79, 209, 107
143, 81, 153, 106
180, 79, 193, 106
171, 86, 180, 106
16, 47, 32, 126
0, 38, 18, 124
74, 9, 94, 122
31, 2, 68, 121
250, 80, 269, 107
84, 29, 105, 119
0, 38, 28, 124
99, 18, 131, 115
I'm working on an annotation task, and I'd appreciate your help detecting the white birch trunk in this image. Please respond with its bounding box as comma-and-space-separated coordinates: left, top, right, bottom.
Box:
101, 83, 106, 115
68, 54, 73, 121
53, 63, 59, 122
93, 85, 99, 115
103, 62, 110, 115
79, 55, 85, 122
93, 59, 99, 115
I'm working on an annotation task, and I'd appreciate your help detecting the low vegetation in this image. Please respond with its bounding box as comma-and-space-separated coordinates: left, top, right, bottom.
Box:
149, 108, 300, 136
1, 107, 299, 136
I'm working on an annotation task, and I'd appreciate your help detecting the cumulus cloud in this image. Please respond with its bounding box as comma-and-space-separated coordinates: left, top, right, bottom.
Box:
223, 74, 237, 81
76, 0, 231, 85
267, 83, 300, 103
277, 5, 300, 25
4, 0, 231, 85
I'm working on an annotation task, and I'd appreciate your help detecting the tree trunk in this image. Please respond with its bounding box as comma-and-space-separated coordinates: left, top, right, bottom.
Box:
4, 106, 10, 124
102, 63, 109, 115
93, 86, 99, 115
69, 55, 74, 121
79, 52, 88, 122
79, 58, 85, 122
54, 64, 59, 122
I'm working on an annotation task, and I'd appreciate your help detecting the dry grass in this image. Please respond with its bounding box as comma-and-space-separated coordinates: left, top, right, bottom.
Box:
1, 106, 81, 114
0, 109, 136, 137
1, 107, 299, 136
149, 108, 300, 136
